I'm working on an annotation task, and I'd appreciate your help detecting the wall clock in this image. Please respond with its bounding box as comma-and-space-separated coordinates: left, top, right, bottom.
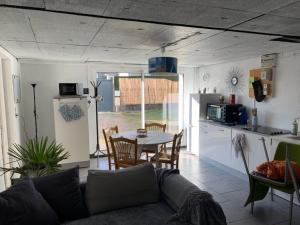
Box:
225, 67, 244, 93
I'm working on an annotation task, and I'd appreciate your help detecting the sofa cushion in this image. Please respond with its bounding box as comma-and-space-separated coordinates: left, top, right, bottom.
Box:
85, 163, 160, 214
33, 167, 89, 222
63, 201, 174, 225
0, 179, 59, 225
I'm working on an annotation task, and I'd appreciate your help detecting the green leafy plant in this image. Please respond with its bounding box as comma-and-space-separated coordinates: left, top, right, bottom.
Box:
0, 137, 70, 177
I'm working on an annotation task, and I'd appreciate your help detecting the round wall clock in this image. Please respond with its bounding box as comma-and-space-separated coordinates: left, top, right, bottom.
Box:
225, 67, 244, 93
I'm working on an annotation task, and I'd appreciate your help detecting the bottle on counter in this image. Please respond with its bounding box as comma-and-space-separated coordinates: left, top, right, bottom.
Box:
291, 118, 299, 136
251, 108, 258, 128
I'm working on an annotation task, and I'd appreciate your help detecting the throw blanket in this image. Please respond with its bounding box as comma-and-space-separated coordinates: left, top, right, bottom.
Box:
232, 133, 246, 158
166, 190, 227, 225
156, 169, 227, 225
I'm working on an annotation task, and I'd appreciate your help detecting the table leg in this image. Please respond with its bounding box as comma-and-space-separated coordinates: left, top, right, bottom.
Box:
155, 144, 160, 168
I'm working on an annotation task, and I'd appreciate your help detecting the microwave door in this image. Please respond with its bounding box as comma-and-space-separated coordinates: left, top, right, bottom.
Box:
216, 107, 222, 120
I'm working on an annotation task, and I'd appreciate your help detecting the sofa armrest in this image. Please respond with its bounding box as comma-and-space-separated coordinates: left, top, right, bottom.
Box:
159, 171, 199, 211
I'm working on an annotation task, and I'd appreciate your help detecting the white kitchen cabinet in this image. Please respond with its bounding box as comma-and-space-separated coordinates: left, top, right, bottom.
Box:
247, 133, 272, 172
199, 122, 232, 167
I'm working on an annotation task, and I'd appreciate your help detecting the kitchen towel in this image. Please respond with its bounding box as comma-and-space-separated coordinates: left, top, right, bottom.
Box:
232, 133, 247, 158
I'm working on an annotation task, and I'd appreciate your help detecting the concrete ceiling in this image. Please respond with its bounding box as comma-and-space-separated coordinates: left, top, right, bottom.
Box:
0, 1, 300, 66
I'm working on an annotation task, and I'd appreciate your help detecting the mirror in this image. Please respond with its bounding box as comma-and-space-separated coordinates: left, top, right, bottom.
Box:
231, 76, 238, 86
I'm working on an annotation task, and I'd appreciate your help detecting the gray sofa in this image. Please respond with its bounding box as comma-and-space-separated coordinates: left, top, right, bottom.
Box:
63, 164, 227, 225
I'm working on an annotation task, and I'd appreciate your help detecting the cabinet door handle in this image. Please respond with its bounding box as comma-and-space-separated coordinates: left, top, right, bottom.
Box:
219, 129, 224, 132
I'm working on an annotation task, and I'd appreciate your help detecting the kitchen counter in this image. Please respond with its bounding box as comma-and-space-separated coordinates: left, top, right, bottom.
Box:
199, 119, 245, 129
272, 133, 300, 145
200, 119, 290, 137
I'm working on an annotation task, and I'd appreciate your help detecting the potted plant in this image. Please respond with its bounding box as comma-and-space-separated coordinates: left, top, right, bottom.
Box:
0, 137, 70, 179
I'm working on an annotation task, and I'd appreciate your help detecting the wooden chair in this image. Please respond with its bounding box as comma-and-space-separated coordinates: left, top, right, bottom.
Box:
143, 122, 167, 160
102, 126, 118, 170
109, 136, 147, 169
151, 129, 184, 169
145, 122, 167, 132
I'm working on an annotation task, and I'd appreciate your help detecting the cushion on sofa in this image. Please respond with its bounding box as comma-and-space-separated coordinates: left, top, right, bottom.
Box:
33, 167, 90, 222
85, 163, 160, 214
0, 179, 59, 225
63, 201, 174, 225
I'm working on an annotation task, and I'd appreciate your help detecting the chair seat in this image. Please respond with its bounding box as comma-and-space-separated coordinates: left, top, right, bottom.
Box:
118, 159, 148, 168
150, 152, 173, 163
251, 174, 297, 194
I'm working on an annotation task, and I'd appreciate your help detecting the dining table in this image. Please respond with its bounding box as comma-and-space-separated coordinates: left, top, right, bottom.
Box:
111, 130, 174, 168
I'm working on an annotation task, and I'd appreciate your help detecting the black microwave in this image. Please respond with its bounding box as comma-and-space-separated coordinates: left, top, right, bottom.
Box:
206, 104, 242, 124
59, 83, 83, 96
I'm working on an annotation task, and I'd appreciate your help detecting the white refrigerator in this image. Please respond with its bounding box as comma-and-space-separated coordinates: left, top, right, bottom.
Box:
53, 97, 90, 168
188, 93, 220, 155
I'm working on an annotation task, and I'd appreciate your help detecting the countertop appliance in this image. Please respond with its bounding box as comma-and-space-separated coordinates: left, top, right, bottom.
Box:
207, 103, 242, 124
242, 126, 290, 136
188, 93, 221, 155
59, 83, 83, 96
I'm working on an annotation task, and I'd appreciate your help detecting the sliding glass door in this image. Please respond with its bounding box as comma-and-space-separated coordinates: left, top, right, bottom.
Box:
144, 75, 179, 134
97, 72, 182, 152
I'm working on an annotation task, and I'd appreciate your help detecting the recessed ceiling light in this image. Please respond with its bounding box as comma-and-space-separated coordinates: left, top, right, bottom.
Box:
137, 28, 144, 31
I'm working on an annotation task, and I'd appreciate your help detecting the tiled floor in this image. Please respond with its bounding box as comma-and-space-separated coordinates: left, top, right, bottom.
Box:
80, 151, 300, 225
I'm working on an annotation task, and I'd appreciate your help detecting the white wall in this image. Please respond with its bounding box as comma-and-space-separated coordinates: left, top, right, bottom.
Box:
0, 50, 22, 145
193, 52, 300, 130
20, 62, 94, 152
0, 47, 21, 190
20, 61, 195, 154
180, 67, 196, 129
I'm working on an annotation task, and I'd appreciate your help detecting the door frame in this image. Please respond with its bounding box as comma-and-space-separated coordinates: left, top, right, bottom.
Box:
0, 59, 10, 190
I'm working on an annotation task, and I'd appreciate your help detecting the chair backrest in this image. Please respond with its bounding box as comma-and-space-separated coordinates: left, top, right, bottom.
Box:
171, 130, 184, 159
109, 137, 138, 169
145, 122, 166, 132
274, 142, 300, 165
102, 126, 119, 154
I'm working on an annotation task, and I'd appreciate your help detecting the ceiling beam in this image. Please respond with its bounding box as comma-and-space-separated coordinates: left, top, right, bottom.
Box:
0, 4, 300, 39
